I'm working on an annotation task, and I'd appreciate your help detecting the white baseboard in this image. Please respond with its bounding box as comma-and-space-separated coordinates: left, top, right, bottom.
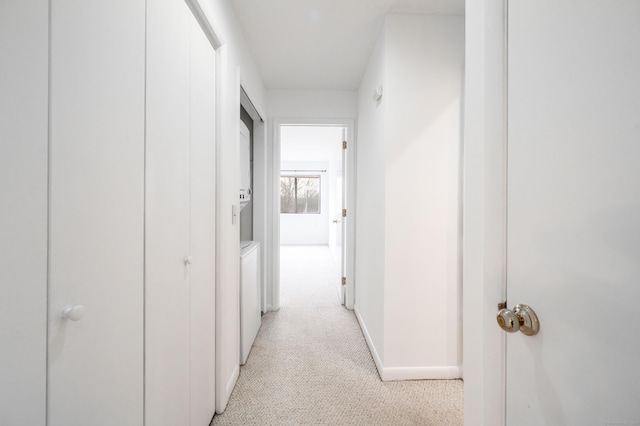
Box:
354, 305, 462, 382
354, 305, 384, 379
381, 365, 461, 381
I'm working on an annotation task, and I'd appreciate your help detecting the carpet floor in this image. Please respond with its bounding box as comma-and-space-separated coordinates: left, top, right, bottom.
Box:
211, 245, 463, 425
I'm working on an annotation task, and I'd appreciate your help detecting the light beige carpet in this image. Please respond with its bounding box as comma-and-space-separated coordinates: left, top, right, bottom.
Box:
211, 245, 463, 425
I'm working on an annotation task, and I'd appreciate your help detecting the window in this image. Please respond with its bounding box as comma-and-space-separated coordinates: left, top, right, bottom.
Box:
280, 175, 320, 214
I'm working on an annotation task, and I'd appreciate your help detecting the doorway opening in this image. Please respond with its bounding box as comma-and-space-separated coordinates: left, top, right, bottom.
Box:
273, 121, 355, 310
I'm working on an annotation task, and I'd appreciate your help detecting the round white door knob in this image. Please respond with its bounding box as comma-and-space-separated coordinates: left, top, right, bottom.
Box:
184, 256, 193, 265
62, 305, 85, 321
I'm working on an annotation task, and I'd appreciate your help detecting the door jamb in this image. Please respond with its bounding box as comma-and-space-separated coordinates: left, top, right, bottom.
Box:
184, 0, 223, 416
271, 118, 357, 311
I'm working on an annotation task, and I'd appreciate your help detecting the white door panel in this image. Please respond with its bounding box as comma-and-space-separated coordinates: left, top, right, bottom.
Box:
339, 128, 347, 305
0, 1, 49, 423
48, 1, 145, 424
147, 2, 217, 424
145, 0, 192, 423
334, 173, 344, 302
507, 1, 640, 424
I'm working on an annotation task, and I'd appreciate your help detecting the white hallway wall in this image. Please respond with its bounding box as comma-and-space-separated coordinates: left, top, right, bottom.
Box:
268, 90, 358, 119
354, 25, 387, 366
355, 14, 464, 380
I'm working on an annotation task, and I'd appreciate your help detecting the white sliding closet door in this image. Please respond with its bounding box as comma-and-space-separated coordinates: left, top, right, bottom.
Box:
146, 1, 217, 424
0, 1, 48, 424
189, 17, 217, 426
47, 1, 146, 425
145, 0, 192, 423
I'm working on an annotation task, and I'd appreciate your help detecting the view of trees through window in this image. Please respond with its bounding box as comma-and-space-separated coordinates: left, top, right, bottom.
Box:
280, 175, 320, 214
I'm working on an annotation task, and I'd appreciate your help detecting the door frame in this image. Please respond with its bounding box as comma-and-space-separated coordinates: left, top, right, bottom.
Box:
271, 118, 357, 311
463, 0, 507, 424
185, 0, 222, 49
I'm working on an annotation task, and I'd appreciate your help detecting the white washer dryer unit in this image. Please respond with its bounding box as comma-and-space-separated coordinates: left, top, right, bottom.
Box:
240, 241, 261, 364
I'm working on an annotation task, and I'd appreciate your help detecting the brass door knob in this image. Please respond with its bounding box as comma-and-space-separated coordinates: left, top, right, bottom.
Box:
497, 304, 539, 336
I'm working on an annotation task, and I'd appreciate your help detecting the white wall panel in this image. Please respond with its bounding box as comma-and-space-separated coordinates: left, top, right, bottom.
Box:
383, 15, 463, 370
355, 28, 387, 362
268, 90, 357, 119
355, 15, 464, 379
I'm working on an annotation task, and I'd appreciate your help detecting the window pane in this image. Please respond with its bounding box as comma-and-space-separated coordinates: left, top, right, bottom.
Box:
280, 176, 296, 213
296, 177, 319, 213
279, 175, 321, 214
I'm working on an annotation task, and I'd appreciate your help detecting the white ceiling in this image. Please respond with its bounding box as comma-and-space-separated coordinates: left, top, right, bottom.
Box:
229, 0, 465, 90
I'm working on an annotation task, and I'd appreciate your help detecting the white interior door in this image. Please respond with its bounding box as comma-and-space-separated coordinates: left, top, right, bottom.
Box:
147, 2, 217, 423
334, 176, 344, 302
506, 1, 640, 424
338, 128, 348, 304
239, 121, 251, 199
47, 1, 145, 425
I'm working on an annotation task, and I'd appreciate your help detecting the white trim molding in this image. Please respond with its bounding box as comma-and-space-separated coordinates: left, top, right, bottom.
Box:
355, 306, 460, 382
354, 306, 384, 377
184, 0, 223, 49
381, 366, 461, 382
